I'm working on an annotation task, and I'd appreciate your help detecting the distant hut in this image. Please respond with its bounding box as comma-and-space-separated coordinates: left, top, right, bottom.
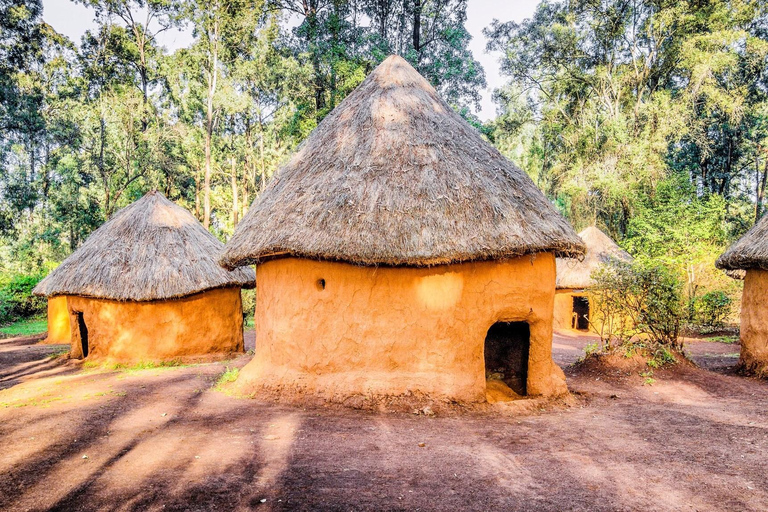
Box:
554, 227, 633, 331
716, 217, 768, 375
34, 191, 254, 361
220, 56, 585, 402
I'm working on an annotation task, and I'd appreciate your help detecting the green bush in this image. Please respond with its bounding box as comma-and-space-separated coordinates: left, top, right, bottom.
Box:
694, 290, 732, 328
590, 260, 684, 352
241, 288, 255, 324
0, 274, 46, 325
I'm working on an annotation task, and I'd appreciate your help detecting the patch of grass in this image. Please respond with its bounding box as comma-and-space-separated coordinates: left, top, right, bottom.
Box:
110, 360, 186, 371
0, 317, 47, 337
1, 395, 65, 408
47, 347, 69, 359
648, 347, 677, 369
215, 366, 240, 391
89, 390, 127, 398
640, 370, 655, 386
708, 335, 739, 344
81, 359, 195, 374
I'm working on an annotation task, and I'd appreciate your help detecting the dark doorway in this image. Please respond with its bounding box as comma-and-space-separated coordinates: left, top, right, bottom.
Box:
75, 312, 89, 358
572, 296, 590, 330
484, 322, 530, 396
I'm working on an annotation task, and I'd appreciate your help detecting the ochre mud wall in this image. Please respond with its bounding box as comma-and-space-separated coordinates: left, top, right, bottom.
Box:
239, 255, 567, 402
553, 291, 576, 330
45, 296, 71, 344
740, 270, 768, 375
66, 287, 244, 361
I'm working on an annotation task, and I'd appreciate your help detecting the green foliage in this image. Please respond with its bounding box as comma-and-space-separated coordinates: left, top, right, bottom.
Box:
241, 288, 255, 325
694, 291, 733, 328
486, 0, 764, 321
0, 317, 47, 336
0, 0, 487, 273
0, 273, 46, 324
590, 259, 684, 352
708, 335, 738, 344
215, 366, 239, 390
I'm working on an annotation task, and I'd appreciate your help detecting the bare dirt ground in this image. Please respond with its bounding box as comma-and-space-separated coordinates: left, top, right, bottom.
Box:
1, 331, 766, 511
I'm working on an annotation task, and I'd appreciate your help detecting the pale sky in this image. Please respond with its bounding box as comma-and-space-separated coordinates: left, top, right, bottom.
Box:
41, 0, 539, 121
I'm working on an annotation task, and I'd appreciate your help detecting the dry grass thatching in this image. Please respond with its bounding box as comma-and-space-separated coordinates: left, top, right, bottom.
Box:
716, 214, 768, 271
724, 269, 746, 280
556, 226, 633, 289
221, 55, 584, 269
33, 191, 254, 301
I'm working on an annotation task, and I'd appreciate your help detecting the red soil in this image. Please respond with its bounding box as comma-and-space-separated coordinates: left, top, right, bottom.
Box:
0, 330, 766, 511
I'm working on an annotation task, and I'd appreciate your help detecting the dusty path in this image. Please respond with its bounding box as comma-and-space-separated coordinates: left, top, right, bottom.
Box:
0, 333, 766, 511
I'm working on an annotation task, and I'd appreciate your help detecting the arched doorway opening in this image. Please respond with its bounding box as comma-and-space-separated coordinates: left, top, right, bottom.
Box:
484, 321, 529, 397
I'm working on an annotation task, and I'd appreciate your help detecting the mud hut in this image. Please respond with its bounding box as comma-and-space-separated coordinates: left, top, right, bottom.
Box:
554, 227, 633, 331
33, 191, 254, 361
220, 55, 585, 402
716, 216, 768, 375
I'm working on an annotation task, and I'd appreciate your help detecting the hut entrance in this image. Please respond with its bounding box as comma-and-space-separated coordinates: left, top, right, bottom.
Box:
74, 312, 89, 358
484, 322, 529, 398
572, 296, 590, 330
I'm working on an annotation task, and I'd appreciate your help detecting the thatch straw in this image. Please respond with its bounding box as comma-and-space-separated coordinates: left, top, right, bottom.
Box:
34, 191, 254, 301
717, 214, 768, 271
220, 55, 584, 269
556, 226, 632, 289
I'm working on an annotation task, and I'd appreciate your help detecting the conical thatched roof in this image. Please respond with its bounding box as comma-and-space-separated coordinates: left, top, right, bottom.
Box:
34, 191, 254, 301
717, 215, 768, 271
556, 227, 632, 289
220, 55, 584, 269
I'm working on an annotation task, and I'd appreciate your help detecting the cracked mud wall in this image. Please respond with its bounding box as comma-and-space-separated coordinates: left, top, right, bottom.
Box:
239, 254, 568, 402
740, 270, 768, 375
66, 287, 244, 361
45, 296, 71, 344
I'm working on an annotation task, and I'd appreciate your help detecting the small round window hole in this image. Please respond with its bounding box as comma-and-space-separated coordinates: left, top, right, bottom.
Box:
316, 278, 326, 291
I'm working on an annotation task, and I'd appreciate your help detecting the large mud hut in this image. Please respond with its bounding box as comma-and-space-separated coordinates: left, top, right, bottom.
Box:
554, 227, 633, 331
34, 191, 255, 361
716, 216, 768, 376
221, 55, 585, 402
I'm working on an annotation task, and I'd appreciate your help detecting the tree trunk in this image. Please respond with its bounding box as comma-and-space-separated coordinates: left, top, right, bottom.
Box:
757, 149, 768, 222
303, 0, 324, 113
412, 0, 422, 60
231, 156, 239, 227
259, 128, 267, 193
203, 18, 219, 230
195, 170, 201, 220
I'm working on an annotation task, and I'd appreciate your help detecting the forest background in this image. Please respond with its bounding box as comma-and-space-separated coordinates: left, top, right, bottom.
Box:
1, 0, 766, 326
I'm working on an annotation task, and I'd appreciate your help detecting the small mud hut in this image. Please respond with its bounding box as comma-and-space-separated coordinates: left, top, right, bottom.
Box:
33, 191, 254, 361
554, 227, 633, 331
220, 55, 585, 402
716, 217, 768, 375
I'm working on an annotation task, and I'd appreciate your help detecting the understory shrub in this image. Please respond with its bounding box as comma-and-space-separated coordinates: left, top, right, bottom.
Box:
589, 260, 684, 357
0, 273, 46, 325
693, 290, 732, 328
241, 288, 255, 324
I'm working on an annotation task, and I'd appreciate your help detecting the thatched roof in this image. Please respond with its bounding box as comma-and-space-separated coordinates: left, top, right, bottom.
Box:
34, 191, 254, 301
716, 214, 768, 271
556, 227, 632, 290
220, 55, 584, 269
724, 269, 746, 280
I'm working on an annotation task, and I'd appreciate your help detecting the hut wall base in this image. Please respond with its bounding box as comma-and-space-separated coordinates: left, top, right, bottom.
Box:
66, 287, 244, 361
740, 270, 768, 375
239, 255, 568, 402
